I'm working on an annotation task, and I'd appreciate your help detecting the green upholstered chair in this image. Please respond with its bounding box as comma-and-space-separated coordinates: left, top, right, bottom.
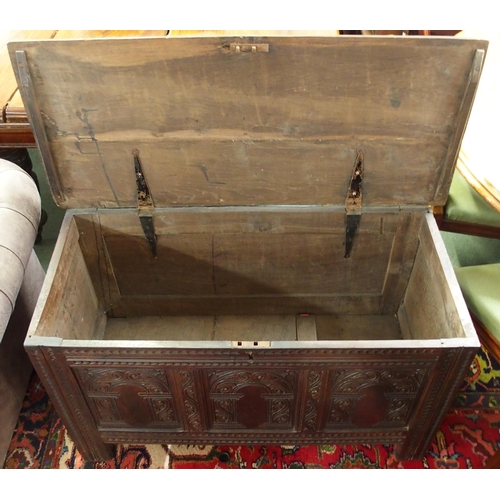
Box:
436, 167, 500, 469
436, 30, 500, 468
456, 263, 500, 360
436, 169, 500, 239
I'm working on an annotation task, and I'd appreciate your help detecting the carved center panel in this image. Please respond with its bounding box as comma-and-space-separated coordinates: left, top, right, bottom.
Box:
206, 370, 297, 430
76, 367, 180, 430
326, 369, 426, 429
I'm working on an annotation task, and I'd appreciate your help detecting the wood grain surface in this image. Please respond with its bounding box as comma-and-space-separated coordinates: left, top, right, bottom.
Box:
8, 36, 487, 208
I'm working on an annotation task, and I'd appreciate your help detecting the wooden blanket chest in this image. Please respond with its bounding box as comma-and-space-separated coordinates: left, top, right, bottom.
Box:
9, 35, 487, 462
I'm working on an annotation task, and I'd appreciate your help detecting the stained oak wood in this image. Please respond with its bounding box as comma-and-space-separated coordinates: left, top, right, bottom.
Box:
315, 314, 401, 341
21, 36, 483, 464
398, 213, 475, 341
72, 209, 411, 317
2, 31, 167, 122
169, 31, 340, 37
8, 36, 487, 208
296, 315, 317, 341
28, 216, 104, 340
103, 314, 401, 342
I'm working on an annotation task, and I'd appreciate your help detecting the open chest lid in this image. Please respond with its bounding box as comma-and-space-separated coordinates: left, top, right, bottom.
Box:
9, 35, 488, 210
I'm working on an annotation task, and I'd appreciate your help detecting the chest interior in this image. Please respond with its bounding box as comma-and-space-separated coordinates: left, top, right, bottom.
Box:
10, 35, 486, 347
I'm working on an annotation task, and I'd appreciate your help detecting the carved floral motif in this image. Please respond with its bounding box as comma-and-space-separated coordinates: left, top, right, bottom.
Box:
208, 370, 295, 428
79, 368, 171, 394
180, 371, 203, 431
326, 368, 425, 427
304, 371, 323, 431
76, 367, 177, 426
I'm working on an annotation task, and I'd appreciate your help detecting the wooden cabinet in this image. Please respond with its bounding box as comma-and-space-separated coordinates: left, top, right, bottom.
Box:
9, 34, 487, 462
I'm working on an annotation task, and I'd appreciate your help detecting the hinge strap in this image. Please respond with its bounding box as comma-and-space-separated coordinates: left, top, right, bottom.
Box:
344, 149, 364, 258
133, 149, 157, 257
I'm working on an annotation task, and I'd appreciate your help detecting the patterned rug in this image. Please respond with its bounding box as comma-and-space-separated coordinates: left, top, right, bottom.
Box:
4, 346, 500, 469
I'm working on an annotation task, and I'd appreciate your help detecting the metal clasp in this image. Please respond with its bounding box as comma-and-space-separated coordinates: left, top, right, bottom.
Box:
230, 43, 269, 53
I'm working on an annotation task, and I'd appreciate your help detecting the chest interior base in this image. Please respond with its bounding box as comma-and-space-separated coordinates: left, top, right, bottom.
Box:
30, 210, 470, 345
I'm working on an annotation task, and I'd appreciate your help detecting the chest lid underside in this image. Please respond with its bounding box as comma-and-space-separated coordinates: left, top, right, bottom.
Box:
9, 35, 487, 210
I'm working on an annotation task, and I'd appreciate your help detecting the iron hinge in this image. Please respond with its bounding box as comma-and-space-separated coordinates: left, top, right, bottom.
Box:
344, 149, 364, 258
132, 149, 157, 257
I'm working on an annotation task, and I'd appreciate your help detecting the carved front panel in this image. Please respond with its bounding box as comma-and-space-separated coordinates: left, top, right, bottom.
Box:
206, 370, 297, 430
304, 370, 325, 431
76, 367, 180, 430
326, 368, 426, 429
179, 370, 203, 431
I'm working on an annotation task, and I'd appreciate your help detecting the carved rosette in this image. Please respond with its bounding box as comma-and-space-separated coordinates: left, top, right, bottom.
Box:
326, 368, 425, 428
208, 370, 295, 429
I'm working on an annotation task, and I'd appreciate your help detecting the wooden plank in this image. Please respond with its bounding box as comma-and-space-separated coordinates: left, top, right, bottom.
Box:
213, 315, 297, 341
102, 313, 405, 343
104, 316, 214, 341
212, 232, 393, 296
105, 315, 300, 342
417, 213, 477, 340
113, 294, 383, 317
296, 315, 317, 341
169, 31, 340, 37
104, 233, 215, 296
48, 137, 451, 208
14, 50, 63, 203
51, 243, 103, 340
100, 218, 395, 299
315, 314, 402, 341
434, 49, 486, 205
73, 212, 125, 317
28, 215, 79, 338
3, 31, 167, 124
89, 209, 401, 236
7, 36, 487, 209
69, 209, 404, 318
380, 211, 424, 314
52, 30, 167, 40
400, 213, 477, 342
28, 216, 104, 340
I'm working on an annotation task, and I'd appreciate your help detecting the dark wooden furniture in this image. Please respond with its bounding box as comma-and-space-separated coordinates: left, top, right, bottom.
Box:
9, 35, 486, 463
